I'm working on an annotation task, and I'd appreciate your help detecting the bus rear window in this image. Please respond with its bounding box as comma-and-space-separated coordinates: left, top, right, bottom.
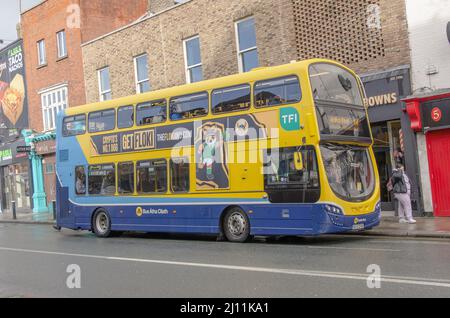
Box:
89, 109, 116, 133
255, 76, 301, 108
170, 92, 208, 121
63, 115, 86, 137
137, 100, 166, 126
309, 63, 363, 106
212, 84, 251, 114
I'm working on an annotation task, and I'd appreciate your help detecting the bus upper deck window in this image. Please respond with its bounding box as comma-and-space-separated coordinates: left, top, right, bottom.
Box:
118, 105, 134, 129
136, 100, 166, 126
170, 92, 208, 121
254, 76, 301, 108
63, 115, 86, 137
212, 84, 251, 114
89, 109, 116, 133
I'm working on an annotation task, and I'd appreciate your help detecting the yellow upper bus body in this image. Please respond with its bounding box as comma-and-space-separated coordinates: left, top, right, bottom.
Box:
63, 58, 380, 217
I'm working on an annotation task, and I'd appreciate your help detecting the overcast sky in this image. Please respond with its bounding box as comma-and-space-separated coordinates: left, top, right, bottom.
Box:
0, 0, 42, 48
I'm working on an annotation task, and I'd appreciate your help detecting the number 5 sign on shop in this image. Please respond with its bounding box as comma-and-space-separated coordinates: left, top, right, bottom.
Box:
432, 107, 442, 123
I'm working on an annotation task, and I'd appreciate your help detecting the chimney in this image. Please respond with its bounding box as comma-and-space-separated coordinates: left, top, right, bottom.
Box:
147, 0, 177, 14
16, 23, 22, 39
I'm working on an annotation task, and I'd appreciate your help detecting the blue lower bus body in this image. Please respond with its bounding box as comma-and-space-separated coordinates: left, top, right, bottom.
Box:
57, 187, 381, 237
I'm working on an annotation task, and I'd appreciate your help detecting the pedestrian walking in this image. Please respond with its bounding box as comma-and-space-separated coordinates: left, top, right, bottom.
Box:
391, 164, 416, 224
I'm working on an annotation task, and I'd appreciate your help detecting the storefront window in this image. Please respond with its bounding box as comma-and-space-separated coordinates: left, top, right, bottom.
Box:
1, 162, 31, 212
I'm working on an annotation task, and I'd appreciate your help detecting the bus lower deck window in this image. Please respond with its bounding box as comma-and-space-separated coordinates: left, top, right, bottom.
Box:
88, 164, 116, 195
137, 160, 167, 194
118, 162, 134, 194
170, 158, 190, 193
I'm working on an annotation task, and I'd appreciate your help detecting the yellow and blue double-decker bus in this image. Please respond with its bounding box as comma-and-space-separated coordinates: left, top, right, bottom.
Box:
56, 59, 380, 242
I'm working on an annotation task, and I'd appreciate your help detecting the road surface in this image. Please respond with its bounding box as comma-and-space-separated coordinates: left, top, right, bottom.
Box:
0, 223, 450, 298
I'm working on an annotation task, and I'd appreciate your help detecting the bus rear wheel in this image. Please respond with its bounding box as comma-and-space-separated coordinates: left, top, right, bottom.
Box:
223, 208, 250, 243
92, 209, 112, 238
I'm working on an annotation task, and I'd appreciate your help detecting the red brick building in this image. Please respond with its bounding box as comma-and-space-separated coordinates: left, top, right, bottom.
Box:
21, 0, 148, 212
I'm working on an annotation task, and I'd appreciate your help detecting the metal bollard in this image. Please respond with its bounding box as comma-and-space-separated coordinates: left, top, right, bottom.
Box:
12, 201, 16, 220
52, 200, 57, 220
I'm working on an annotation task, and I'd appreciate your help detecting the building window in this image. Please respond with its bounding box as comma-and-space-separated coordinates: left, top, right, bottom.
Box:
88, 164, 116, 195
88, 109, 116, 133
118, 162, 134, 195
169, 92, 208, 121
37, 39, 46, 66
98, 67, 112, 101
137, 160, 167, 194
136, 100, 166, 126
170, 157, 190, 193
44, 163, 55, 174
56, 30, 67, 59
117, 105, 134, 129
183, 36, 203, 83
235, 17, 259, 72
134, 54, 150, 93
41, 85, 68, 131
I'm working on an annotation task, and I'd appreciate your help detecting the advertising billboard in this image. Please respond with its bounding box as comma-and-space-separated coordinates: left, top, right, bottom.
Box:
0, 40, 29, 135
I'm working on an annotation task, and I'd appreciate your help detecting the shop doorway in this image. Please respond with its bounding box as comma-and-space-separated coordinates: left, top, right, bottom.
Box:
426, 129, 450, 217
1, 162, 31, 213
371, 121, 403, 211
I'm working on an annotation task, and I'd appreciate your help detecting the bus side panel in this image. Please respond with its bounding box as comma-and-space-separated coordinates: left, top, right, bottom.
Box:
56, 177, 76, 229
249, 204, 316, 236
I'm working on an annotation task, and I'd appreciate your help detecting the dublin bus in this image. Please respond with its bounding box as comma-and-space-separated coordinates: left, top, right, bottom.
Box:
55, 59, 381, 242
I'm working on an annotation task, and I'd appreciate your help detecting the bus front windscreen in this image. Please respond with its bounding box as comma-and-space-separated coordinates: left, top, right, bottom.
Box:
310, 63, 371, 139
320, 144, 375, 202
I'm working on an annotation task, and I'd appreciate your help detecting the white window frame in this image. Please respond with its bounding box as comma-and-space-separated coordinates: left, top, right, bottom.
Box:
37, 39, 46, 66
134, 53, 150, 94
183, 35, 203, 83
40, 84, 68, 132
235, 16, 258, 73
56, 30, 67, 59
98, 67, 112, 101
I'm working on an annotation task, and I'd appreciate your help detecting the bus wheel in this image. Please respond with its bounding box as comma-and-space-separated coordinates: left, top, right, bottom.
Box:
92, 209, 112, 238
223, 207, 250, 243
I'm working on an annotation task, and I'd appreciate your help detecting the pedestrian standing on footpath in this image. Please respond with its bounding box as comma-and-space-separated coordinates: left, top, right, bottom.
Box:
391, 163, 416, 224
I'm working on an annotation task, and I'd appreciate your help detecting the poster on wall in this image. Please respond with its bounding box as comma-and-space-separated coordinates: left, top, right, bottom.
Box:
0, 40, 29, 141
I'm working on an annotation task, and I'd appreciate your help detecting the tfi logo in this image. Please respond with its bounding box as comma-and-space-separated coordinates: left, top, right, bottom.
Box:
280, 108, 300, 131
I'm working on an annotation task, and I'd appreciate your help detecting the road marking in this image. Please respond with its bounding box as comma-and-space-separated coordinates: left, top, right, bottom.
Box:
367, 239, 450, 246
1, 246, 450, 288
307, 246, 401, 252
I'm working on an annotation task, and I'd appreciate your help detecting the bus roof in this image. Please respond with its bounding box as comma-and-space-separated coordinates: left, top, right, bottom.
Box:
66, 58, 352, 115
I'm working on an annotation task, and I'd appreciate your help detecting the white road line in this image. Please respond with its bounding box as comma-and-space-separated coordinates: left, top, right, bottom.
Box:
307, 246, 401, 252
367, 239, 450, 246
1, 246, 450, 288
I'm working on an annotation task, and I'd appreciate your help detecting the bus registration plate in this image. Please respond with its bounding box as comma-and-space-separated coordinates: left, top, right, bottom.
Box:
352, 224, 365, 230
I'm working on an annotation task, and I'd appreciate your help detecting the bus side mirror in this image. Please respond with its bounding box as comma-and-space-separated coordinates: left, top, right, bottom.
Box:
294, 152, 304, 171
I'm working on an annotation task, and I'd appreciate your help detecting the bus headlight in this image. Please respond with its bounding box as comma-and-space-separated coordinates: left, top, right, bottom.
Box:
325, 204, 343, 215
375, 201, 381, 212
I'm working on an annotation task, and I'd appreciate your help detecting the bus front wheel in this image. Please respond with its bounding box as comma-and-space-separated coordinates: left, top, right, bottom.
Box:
223, 207, 250, 243
92, 209, 112, 238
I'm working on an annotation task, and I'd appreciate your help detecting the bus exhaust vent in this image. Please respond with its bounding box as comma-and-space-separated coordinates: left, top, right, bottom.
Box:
59, 149, 69, 162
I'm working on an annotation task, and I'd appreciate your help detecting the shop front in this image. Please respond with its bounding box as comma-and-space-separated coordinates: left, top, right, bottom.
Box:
35, 139, 56, 209
22, 130, 56, 213
361, 65, 422, 215
0, 139, 32, 213
404, 89, 450, 217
